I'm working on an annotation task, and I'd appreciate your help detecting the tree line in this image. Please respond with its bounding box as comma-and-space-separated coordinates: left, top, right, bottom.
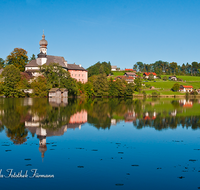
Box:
133, 61, 200, 75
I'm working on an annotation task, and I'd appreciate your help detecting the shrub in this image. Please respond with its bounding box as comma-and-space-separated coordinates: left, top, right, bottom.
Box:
190, 90, 198, 95
163, 76, 168, 81
152, 92, 159, 97
148, 74, 154, 81
157, 75, 161, 79
145, 84, 151, 88
177, 78, 183, 81
142, 91, 146, 96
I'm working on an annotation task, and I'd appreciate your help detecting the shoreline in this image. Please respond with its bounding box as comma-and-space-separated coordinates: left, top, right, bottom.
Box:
133, 94, 200, 98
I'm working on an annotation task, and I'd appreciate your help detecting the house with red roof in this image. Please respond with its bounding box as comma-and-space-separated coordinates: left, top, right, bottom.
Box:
115, 75, 135, 83
143, 72, 157, 79
124, 72, 137, 78
179, 85, 193, 92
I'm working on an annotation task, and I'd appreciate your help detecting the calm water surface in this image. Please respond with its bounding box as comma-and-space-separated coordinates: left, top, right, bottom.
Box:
0, 98, 200, 190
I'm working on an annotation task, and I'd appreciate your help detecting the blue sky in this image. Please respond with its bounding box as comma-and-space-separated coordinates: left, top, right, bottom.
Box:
0, 0, 200, 69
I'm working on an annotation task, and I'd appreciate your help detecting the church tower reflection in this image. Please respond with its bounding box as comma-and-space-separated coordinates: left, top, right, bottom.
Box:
25, 109, 87, 159
36, 127, 47, 159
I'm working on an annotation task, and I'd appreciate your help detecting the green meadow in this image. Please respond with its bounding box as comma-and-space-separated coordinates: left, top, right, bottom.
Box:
111, 71, 200, 95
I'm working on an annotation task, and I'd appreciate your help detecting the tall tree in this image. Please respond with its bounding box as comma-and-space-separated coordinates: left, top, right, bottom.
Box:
2, 65, 21, 97
6, 48, 28, 72
93, 74, 109, 96
0, 58, 5, 69
31, 76, 49, 97
29, 54, 36, 61
169, 62, 178, 75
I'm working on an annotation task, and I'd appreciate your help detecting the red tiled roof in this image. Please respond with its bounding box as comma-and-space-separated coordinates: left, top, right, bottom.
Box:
143, 72, 157, 76
182, 85, 193, 88
125, 69, 134, 71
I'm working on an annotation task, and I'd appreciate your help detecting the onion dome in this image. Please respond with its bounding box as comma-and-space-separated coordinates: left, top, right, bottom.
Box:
39, 32, 48, 47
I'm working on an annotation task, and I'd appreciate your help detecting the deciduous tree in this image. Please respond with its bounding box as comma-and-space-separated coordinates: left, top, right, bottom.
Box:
171, 83, 180, 92
6, 48, 28, 72
2, 65, 21, 97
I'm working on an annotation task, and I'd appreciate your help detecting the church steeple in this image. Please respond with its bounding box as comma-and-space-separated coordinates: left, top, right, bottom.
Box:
39, 31, 48, 54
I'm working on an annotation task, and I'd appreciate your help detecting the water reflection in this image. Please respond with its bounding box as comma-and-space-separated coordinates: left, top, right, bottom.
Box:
1, 98, 200, 190
0, 98, 200, 146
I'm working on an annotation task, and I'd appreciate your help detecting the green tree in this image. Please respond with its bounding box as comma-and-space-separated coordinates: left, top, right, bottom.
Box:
171, 83, 180, 91
87, 61, 111, 77
40, 63, 78, 96
93, 74, 109, 96
148, 73, 154, 81
31, 76, 49, 97
0, 58, 5, 68
115, 79, 126, 96
84, 81, 94, 97
125, 83, 135, 96
29, 54, 36, 61
108, 78, 118, 97
134, 77, 142, 92
169, 62, 178, 75
6, 48, 28, 72
2, 65, 21, 97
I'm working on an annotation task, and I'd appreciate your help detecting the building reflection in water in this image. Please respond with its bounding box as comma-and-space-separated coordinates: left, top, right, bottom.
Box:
124, 110, 137, 122
25, 109, 87, 159
49, 98, 68, 106
179, 99, 193, 107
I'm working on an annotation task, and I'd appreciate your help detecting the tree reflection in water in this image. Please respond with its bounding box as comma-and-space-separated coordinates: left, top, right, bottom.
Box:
0, 98, 199, 145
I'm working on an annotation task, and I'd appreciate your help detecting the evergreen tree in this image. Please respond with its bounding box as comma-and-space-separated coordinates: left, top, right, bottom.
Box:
30, 54, 36, 61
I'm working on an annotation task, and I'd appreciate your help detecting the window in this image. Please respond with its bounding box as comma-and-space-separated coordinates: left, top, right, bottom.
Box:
79, 74, 80, 77
75, 74, 77, 76
82, 74, 84, 77
72, 74, 73, 76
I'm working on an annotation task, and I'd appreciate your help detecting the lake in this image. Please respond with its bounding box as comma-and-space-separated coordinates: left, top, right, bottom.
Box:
0, 98, 200, 190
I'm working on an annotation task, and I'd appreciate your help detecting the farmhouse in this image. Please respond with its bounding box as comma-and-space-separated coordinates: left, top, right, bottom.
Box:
124, 72, 137, 78
143, 72, 157, 79
179, 85, 193, 92
25, 32, 88, 83
115, 76, 134, 83
169, 76, 177, 81
111, 66, 117, 71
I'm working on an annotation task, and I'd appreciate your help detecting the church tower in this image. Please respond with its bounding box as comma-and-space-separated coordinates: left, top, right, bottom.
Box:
37, 31, 48, 65
39, 31, 48, 54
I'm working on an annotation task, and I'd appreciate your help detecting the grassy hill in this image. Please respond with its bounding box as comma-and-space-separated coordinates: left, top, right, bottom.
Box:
110, 71, 200, 95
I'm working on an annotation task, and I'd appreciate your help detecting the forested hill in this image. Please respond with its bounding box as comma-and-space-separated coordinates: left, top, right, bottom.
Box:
87, 61, 111, 77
